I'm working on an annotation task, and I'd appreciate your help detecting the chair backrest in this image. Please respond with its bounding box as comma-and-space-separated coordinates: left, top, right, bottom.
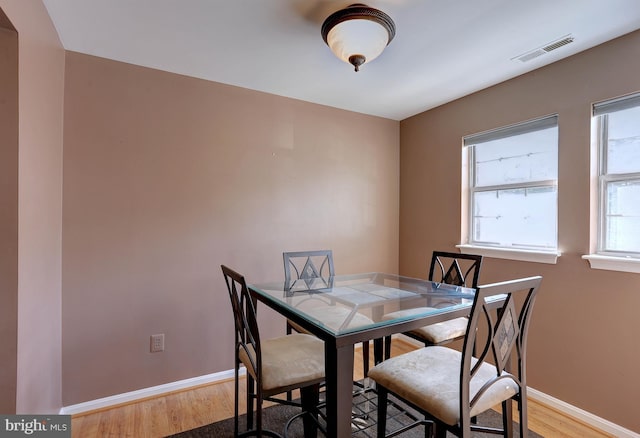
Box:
221, 265, 261, 379
428, 251, 482, 288
283, 250, 335, 288
460, 275, 542, 430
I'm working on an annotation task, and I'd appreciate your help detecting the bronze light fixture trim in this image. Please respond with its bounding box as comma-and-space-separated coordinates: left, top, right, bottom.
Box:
321, 3, 396, 72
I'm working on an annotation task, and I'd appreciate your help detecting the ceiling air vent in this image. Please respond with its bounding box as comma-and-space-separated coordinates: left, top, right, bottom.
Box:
512, 34, 575, 63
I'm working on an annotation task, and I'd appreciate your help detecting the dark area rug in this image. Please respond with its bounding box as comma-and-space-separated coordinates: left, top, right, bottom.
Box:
167, 388, 543, 438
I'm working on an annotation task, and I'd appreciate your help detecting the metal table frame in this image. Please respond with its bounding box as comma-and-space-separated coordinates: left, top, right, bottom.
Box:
249, 272, 492, 438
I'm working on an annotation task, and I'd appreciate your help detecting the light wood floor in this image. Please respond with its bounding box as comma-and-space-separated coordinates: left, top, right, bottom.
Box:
71, 340, 613, 437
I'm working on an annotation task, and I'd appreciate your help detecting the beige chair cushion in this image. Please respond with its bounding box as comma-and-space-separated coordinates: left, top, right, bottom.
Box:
368, 346, 518, 426
383, 308, 468, 344
289, 306, 374, 333
239, 333, 325, 392
411, 317, 468, 344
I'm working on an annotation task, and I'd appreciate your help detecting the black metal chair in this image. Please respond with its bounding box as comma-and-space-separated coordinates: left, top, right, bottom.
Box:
283, 250, 378, 393
383, 251, 483, 360
369, 275, 542, 438
221, 265, 325, 437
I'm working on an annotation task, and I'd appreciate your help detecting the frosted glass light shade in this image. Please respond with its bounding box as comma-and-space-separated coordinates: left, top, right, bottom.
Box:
327, 20, 389, 65
321, 4, 395, 72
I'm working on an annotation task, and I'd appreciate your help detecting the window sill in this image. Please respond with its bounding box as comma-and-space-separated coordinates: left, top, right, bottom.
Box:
581, 254, 640, 274
456, 245, 560, 264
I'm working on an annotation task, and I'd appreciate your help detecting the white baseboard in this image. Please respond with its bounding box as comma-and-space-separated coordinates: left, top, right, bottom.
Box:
60, 365, 639, 438
527, 387, 639, 438
59, 368, 246, 416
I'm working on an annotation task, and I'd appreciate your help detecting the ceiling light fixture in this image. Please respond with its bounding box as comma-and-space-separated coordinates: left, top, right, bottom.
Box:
321, 3, 396, 72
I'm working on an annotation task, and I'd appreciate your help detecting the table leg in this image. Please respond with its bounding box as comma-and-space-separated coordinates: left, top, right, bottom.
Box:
325, 341, 355, 438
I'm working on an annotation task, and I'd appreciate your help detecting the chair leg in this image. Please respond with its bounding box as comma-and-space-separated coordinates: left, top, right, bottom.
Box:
502, 399, 514, 438
300, 383, 320, 438
286, 321, 293, 402
377, 385, 388, 437
434, 423, 447, 438
362, 341, 369, 378
246, 374, 255, 431
255, 387, 264, 438
362, 341, 370, 377
234, 364, 240, 438
373, 337, 384, 365
423, 419, 431, 438
519, 388, 528, 438
384, 335, 392, 360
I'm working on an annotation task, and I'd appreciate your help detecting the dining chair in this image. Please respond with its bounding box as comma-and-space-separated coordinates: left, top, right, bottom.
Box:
369, 275, 543, 438
283, 250, 335, 291
221, 265, 325, 438
283, 250, 378, 392
383, 251, 483, 360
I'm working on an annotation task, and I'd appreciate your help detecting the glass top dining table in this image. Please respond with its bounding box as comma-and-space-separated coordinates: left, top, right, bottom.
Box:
248, 272, 497, 437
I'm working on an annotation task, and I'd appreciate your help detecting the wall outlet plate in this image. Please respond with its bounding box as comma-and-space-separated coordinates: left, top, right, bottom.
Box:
150, 334, 165, 352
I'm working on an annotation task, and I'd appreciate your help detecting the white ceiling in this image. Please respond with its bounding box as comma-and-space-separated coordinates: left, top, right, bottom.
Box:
42, 0, 640, 121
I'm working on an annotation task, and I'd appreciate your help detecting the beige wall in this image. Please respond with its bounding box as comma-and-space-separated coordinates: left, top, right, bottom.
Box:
61, 52, 400, 405
400, 30, 640, 431
0, 0, 65, 414
0, 13, 18, 415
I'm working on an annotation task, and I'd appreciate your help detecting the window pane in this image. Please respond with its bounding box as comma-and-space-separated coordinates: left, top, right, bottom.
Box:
473, 126, 558, 187
607, 106, 640, 174
473, 187, 557, 249
604, 180, 640, 253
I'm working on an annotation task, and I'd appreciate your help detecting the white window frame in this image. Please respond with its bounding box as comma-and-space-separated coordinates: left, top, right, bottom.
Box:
583, 92, 640, 273
459, 115, 560, 264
